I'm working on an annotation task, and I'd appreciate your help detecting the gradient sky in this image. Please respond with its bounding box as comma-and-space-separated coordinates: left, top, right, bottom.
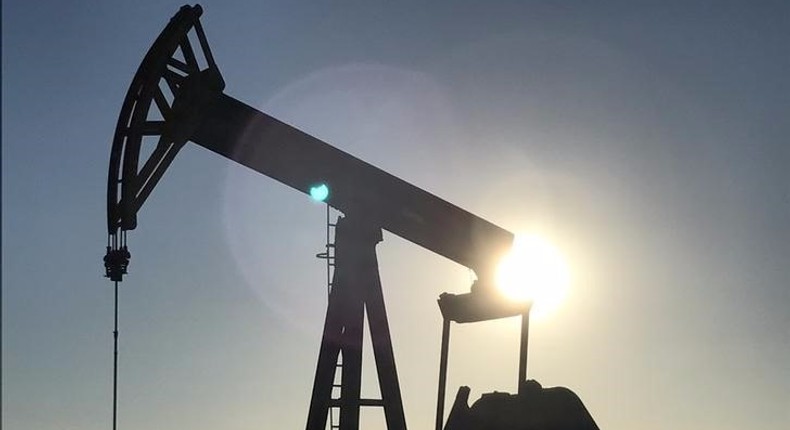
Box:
3, 1, 789, 430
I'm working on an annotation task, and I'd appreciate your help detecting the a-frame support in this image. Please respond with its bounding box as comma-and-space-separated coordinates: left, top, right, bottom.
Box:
306, 216, 407, 430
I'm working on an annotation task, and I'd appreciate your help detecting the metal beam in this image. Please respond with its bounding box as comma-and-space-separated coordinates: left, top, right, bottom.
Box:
190, 94, 513, 285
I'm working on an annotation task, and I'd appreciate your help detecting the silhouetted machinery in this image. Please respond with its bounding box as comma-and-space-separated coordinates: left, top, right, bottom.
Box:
104, 5, 599, 430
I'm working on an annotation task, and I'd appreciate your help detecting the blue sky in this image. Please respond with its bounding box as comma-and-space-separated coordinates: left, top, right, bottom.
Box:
3, 1, 789, 429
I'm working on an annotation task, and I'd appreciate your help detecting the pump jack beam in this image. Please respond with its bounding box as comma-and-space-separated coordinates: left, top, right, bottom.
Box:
106, 5, 513, 288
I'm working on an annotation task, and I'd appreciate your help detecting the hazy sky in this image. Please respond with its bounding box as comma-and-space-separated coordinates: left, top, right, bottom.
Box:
3, 1, 789, 430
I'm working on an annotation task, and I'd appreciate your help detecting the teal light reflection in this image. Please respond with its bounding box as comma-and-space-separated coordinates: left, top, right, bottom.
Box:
309, 183, 330, 202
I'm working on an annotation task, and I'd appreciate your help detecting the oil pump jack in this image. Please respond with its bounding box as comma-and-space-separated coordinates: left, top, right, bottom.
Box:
104, 5, 598, 430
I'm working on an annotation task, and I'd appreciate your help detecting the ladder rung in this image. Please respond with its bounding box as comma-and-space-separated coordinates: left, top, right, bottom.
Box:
328, 398, 385, 407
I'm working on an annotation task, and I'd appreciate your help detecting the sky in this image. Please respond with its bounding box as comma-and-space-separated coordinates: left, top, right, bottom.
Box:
2, 1, 789, 430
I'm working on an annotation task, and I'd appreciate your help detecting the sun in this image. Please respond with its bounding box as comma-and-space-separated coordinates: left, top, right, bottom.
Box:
496, 234, 570, 319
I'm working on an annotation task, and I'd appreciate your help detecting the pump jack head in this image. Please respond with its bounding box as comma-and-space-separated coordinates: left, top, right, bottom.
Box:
107, 4, 222, 236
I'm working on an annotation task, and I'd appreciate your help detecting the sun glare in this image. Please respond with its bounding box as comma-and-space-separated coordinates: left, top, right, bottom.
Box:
496, 234, 570, 319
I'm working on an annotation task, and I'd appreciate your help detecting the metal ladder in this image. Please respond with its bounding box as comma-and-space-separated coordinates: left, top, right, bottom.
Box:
316, 204, 340, 430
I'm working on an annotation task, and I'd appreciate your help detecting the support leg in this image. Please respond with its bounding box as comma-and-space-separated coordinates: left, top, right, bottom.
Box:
518, 309, 530, 395
306, 291, 346, 430
339, 295, 364, 430
366, 265, 407, 430
435, 318, 451, 430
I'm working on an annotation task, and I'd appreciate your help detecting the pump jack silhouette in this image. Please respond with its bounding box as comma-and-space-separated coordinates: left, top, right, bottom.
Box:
104, 5, 600, 430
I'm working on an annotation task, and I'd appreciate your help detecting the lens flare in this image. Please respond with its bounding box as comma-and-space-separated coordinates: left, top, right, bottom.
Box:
309, 183, 329, 202
496, 234, 570, 319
